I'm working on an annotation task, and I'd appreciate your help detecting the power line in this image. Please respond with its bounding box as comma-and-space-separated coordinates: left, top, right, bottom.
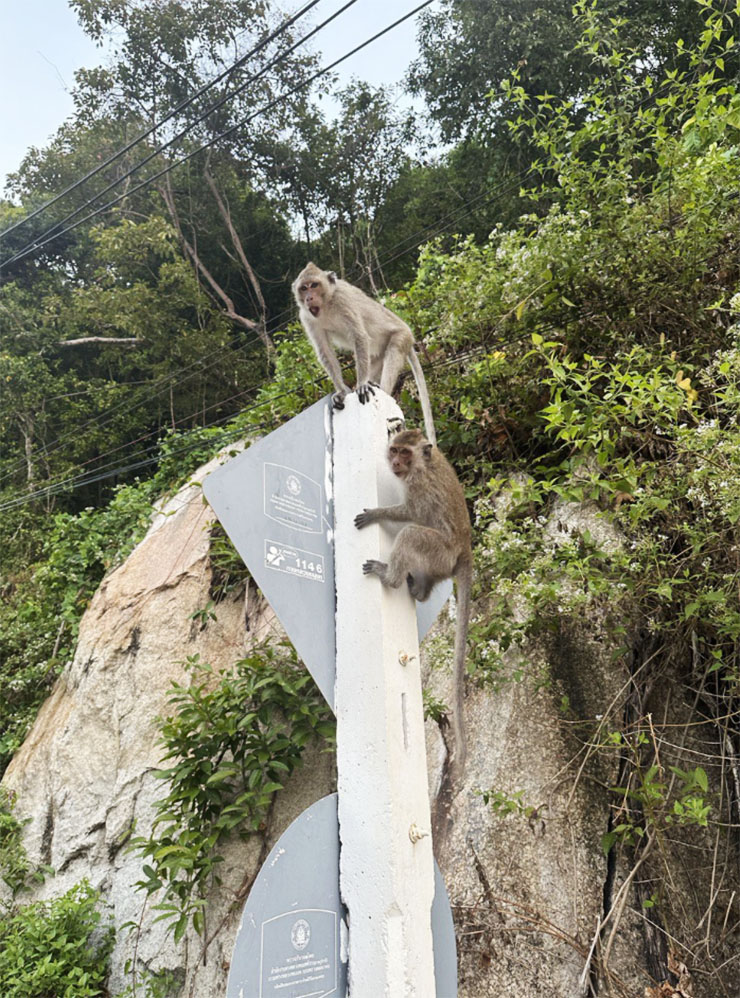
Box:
0, 372, 329, 513
0, 0, 324, 243
0, 336, 487, 513
0, 0, 446, 484
0, 0, 363, 270
1, 0, 437, 270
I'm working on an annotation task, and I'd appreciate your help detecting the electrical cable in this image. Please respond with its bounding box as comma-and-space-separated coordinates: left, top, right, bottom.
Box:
0, 0, 437, 270
0, 0, 363, 269
0, 285, 549, 515
0, 0, 325, 243
0, 158, 527, 490
4, 42, 726, 496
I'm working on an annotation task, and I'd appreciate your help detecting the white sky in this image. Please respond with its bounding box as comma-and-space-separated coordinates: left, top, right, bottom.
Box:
0, 0, 425, 191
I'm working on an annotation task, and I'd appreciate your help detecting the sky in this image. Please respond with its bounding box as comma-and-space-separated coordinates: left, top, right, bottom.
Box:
0, 0, 426, 191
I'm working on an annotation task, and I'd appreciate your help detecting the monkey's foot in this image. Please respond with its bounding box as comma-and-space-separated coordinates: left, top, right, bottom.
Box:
355, 509, 375, 530
332, 390, 347, 410
356, 381, 377, 404
362, 559, 386, 577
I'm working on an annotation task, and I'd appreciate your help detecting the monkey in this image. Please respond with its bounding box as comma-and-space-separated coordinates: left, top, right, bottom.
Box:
292, 262, 437, 445
354, 428, 471, 770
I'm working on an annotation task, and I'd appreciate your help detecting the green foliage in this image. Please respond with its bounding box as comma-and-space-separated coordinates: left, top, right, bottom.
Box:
0, 789, 51, 902
478, 787, 537, 820
422, 688, 448, 723
600, 738, 713, 855
409, 0, 719, 143
0, 477, 156, 774
134, 646, 334, 942
116, 965, 181, 998
208, 523, 251, 601
0, 881, 114, 998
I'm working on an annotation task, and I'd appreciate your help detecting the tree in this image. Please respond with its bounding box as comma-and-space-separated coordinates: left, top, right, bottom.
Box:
407, 0, 719, 143
5, 0, 320, 352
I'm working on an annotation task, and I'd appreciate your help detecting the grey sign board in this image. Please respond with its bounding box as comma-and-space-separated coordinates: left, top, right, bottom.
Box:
226, 794, 347, 998
203, 398, 336, 708
203, 398, 451, 711
226, 793, 457, 998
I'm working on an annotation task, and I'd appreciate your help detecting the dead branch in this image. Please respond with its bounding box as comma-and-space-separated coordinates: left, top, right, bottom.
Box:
159, 176, 266, 346
58, 337, 143, 347
203, 167, 272, 356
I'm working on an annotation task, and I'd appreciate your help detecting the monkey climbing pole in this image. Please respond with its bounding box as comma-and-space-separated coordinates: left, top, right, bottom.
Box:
202, 391, 455, 998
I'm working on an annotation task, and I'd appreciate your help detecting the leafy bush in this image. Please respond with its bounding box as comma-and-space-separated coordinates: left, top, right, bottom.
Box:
401, 3, 740, 985
0, 881, 114, 998
134, 645, 334, 942
0, 788, 52, 902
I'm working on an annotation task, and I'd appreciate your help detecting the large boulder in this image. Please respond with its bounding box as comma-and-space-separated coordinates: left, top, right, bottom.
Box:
1, 458, 334, 996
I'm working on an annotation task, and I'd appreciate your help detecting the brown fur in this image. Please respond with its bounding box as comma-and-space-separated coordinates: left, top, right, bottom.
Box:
355, 429, 472, 776
292, 263, 436, 444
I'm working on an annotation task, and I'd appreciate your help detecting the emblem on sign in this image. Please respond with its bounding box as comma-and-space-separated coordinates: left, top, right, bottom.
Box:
264, 463, 321, 533
291, 918, 311, 951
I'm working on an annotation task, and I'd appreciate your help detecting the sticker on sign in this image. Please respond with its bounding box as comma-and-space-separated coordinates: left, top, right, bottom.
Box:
264, 540, 325, 583
264, 463, 322, 534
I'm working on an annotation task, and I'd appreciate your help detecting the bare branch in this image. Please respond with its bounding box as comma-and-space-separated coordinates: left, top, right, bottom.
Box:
58, 337, 143, 347
204, 167, 272, 355
158, 177, 262, 340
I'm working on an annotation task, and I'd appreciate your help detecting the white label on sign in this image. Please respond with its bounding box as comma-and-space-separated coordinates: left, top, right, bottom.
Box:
264, 463, 322, 534
264, 540, 325, 583
259, 908, 338, 998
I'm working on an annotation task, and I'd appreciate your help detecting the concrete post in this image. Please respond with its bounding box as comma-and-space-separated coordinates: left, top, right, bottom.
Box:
333, 391, 437, 998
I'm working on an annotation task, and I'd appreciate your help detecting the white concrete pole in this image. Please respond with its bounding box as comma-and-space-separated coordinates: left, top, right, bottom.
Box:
333, 391, 437, 998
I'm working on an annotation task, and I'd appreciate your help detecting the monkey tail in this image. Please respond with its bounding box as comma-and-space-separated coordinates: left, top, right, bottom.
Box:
451, 557, 472, 775
408, 347, 437, 447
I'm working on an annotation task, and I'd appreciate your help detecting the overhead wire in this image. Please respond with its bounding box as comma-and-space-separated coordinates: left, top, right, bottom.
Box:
11, 80, 693, 500
0, 0, 469, 486
4, 28, 728, 504
1, 0, 437, 271
0, 0, 325, 243
0, 0, 364, 270
0, 340, 492, 514
0, 153, 530, 492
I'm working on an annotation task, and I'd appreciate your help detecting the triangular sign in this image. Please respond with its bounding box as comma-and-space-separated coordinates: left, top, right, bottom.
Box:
203, 397, 450, 712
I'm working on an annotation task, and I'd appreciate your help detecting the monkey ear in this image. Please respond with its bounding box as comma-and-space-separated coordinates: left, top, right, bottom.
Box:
327, 271, 337, 284
423, 443, 433, 459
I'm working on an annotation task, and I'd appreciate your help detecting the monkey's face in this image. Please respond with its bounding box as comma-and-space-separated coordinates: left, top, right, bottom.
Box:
300, 278, 324, 317
388, 443, 415, 479
293, 265, 335, 318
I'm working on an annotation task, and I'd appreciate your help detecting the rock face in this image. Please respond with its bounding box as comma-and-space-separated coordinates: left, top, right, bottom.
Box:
1, 458, 335, 996
3, 468, 735, 997
425, 604, 624, 997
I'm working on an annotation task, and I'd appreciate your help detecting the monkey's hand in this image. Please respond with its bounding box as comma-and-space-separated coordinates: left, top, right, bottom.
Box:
332, 389, 347, 410
356, 381, 376, 404
362, 559, 385, 576
355, 509, 377, 530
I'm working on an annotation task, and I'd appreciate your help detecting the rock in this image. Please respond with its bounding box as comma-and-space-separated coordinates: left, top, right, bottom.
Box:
2, 457, 334, 996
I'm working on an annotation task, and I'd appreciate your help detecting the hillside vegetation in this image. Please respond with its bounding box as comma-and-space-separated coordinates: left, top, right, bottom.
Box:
2, 1, 740, 994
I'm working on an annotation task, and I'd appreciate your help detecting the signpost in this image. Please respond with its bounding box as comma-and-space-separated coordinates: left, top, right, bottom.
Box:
203, 397, 451, 712
203, 392, 457, 998
225, 794, 457, 998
